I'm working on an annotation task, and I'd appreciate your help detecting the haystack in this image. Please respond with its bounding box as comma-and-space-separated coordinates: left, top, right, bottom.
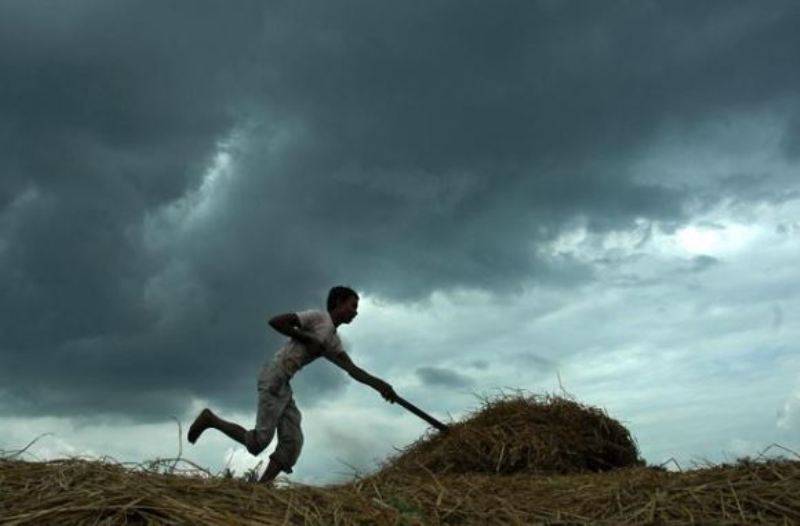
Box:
380, 392, 644, 476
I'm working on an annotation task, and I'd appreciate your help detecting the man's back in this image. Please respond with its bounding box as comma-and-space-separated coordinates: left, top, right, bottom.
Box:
270, 309, 346, 377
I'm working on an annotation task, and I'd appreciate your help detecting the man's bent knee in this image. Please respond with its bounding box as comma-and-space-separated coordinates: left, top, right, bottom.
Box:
246, 441, 267, 456
244, 430, 270, 456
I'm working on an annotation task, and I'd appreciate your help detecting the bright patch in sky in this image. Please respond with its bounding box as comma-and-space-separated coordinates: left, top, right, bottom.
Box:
675, 226, 719, 254
673, 221, 761, 256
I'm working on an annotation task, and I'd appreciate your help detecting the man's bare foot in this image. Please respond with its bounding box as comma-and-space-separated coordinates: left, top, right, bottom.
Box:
188, 408, 215, 444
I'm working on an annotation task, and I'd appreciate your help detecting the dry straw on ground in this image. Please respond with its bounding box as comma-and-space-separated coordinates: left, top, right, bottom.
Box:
380, 392, 645, 476
1, 392, 799, 525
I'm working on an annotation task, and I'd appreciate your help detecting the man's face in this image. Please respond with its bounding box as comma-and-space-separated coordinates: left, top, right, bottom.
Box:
340, 296, 359, 324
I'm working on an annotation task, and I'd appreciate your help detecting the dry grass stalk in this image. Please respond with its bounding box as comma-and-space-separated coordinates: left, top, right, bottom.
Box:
1, 393, 798, 525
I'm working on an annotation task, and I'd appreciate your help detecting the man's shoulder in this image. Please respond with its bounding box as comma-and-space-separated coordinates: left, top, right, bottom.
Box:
296, 309, 332, 327
296, 308, 323, 319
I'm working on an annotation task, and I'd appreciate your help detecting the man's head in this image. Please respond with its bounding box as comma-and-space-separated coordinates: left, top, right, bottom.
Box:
327, 285, 359, 326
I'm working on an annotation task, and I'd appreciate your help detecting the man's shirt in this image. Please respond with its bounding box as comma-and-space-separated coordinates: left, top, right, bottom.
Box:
269, 309, 347, 377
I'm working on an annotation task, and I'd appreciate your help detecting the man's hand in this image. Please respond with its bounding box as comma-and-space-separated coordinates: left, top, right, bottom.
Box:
373, 379, 398, 404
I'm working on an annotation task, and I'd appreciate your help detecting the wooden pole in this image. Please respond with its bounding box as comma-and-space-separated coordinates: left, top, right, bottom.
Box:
394, 395, 450, 433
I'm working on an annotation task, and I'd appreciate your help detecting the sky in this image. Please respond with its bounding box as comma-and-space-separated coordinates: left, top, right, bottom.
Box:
1, 0, 799, 485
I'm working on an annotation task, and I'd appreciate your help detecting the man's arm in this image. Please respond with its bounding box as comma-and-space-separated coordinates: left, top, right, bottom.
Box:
268, 313, 320, 348
326, 352, 397, 403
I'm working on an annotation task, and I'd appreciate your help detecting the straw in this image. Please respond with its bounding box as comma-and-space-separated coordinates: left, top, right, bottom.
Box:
2, 393, 798, 525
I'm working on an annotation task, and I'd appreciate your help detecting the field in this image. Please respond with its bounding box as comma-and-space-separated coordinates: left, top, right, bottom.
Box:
2, 394, 798, 525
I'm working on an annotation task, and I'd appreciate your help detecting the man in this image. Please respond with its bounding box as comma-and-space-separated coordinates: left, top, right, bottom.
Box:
187, 286, 398, 484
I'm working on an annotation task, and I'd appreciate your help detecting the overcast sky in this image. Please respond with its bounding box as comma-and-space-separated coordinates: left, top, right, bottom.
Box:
1, 1, 799, 484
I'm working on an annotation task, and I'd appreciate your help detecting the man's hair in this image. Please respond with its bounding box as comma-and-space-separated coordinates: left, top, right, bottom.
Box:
327, 285, 359, 311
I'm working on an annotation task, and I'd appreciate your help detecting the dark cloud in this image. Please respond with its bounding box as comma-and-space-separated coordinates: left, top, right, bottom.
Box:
715, 174, 800, 206
776, 222, 800, 236
514, 353, 558, 371
468, 360, 490, 371
1, 1, 798, 421
416, 367, 474, 389
690, 255, 720, 273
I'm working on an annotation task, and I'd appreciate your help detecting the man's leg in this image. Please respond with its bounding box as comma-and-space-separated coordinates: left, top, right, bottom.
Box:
188, 408, 248, 447
258, 398, 303, 484
258, 457, 283, 484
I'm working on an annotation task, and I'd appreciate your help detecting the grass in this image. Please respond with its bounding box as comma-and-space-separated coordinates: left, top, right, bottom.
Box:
1, 393, 798, 525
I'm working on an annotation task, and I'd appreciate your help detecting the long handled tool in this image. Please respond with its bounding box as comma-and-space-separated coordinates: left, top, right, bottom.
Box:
394, 395, 450, 433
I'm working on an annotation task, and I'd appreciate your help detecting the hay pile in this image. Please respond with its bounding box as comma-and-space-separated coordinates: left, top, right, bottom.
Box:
2, 393, 799, 525
381, 392, 644, 476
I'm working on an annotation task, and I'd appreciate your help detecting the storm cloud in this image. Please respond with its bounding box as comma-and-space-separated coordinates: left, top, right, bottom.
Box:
416, 366, 475, 389
1, 0, 799, 431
